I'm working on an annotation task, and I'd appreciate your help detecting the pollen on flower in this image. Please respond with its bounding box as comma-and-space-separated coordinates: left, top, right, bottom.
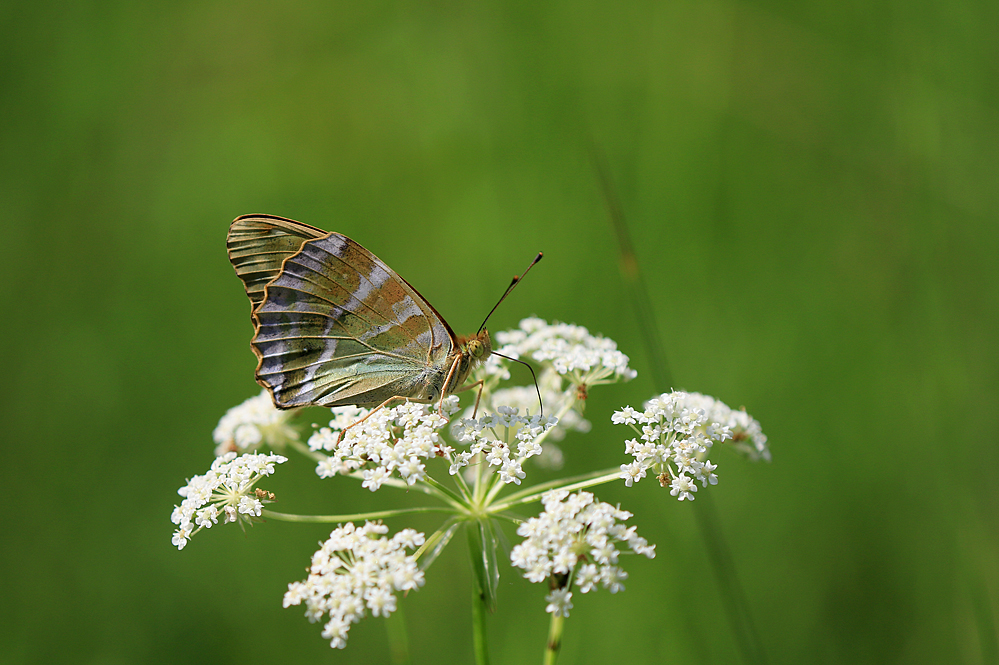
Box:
213, 390, 299, 455
283, 522, 426, 649
170, 451, 287, 549
613, 390, 769, 499
510, 490, 654, 615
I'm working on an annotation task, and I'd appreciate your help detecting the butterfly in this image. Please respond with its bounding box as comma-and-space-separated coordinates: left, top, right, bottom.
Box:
227, 214, 539, 418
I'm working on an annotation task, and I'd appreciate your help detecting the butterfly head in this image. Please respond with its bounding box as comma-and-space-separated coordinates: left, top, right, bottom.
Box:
463, 329, 492, 361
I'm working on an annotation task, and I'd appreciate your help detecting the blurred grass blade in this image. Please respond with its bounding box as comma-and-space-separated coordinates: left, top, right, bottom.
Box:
593, 147, 673, 390
970, 576, 999, 665
594, 149, 768, 665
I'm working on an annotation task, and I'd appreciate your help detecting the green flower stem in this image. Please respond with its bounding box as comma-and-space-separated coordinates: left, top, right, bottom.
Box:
489, 512, 521, 526
472, 573, 491, 665
421, 475, 470, 511
343, 471, 440, 496
262, 506, 455, 523
543, 613, 565, 665
413, 517, 461, 565
472, 453, 488, 504
286, 437, 325, 462
451, 457, 475, 503
489, 468, 620, 513
385, 604, 412, 665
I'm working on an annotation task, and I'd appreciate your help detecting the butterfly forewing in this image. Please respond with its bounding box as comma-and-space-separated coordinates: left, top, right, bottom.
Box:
227, 215, 328, 310
229, 218, 460, 409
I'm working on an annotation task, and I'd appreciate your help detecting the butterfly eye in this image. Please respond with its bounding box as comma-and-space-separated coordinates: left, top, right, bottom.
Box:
467, 339, 485, 358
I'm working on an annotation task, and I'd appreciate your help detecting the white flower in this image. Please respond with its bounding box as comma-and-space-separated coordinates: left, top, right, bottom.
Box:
495, 318, 637, 386
545, 588, 574, 617
619, 461, 646, 487
213, 390, 299, 455
451, 407, 558, 485
696, 460, 719, 487
485, 372, 590, 444
575, 564, 601, 593
680, 392, 770, 462
511, 490, 655, 614
611, 406, 639, 425
283, 522, 426, 649
307, 399, 458, 490
613, 391, 768, 499
170, 452, 287, 548
669, 473, 697, 501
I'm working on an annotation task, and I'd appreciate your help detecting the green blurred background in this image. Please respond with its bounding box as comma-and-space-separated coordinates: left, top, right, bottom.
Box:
2, 1, 997, 663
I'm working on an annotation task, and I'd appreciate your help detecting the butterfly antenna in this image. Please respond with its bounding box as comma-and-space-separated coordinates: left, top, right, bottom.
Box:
491, 351, 544, 417
477, 252, 543, 334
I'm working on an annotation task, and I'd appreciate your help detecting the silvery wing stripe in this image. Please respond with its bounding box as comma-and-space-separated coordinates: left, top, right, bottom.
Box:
239, 221, 463, 409
297, 235, 450, 344
275, 247, 413, 339
391, 296, 424, 326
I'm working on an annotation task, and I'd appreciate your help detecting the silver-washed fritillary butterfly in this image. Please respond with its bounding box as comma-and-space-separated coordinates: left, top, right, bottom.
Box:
227, 215, 539, 416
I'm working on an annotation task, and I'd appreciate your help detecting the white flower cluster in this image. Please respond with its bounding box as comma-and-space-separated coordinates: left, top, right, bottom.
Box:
488, 374, 591, 444
614, 391, 767, 499
680, 392, 770, 462
308, 399, 459, 491
451, 406, 558, 484
494, 317, 637, 385
283, 522, 426, 649
510, 490, 655, 617
171, 451, 287, 550
212, 390, 299, 455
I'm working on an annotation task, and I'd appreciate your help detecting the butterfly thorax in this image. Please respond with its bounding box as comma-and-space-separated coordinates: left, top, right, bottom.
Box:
446, 329, 491, 395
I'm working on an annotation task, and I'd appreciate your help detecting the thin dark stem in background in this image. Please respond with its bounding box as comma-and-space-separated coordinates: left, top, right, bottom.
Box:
594, 149, 768, 665
594, 155, 674, 392
970, 575, 999, 665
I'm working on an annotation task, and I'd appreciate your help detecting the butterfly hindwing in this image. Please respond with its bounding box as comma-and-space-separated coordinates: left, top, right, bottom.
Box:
230, 218, 459, 409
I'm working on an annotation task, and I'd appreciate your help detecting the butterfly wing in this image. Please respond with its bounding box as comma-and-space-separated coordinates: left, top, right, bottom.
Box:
227, 216, 458, 408
227, 215, 328, 311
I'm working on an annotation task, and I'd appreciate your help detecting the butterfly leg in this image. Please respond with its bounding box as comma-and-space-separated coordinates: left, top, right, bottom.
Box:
453, 380, 486, 418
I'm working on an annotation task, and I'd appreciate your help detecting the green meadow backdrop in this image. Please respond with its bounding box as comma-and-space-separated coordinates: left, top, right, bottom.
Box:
2, 1, 996, 663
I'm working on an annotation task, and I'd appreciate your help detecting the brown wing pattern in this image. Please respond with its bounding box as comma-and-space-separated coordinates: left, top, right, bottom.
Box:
232, 222, 457, 408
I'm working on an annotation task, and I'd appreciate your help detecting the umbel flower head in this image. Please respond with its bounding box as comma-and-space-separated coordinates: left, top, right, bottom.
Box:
212, 390, 299, 455
170, 451, 286, 549
466, 317, 638, 467
308, 398, 460, 491
494, 317, 638, 388
283, 522, 426, 649
451, 406, 558, 484
510, 489, 655, 617
614, 390, 769, 499
172, 309, 769, 658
